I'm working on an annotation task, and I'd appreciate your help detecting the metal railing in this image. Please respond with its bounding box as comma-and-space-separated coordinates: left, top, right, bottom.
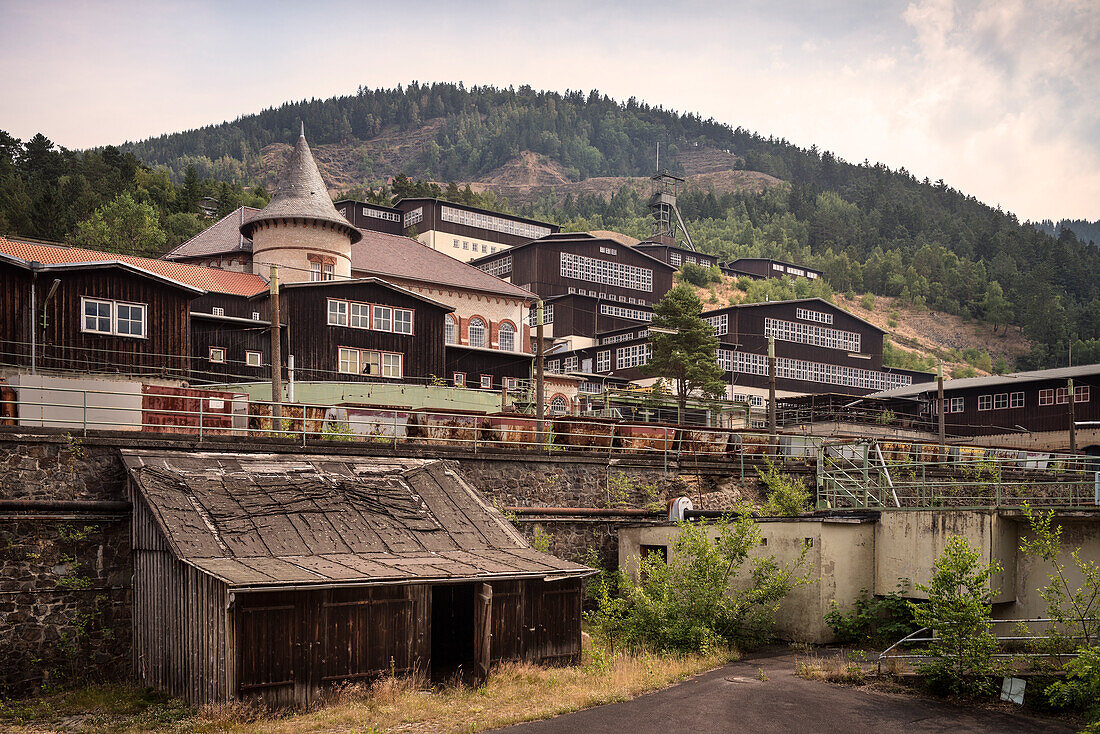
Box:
877, 618, 1100, 673
817, 438, 1100, 510
0, 382, 786, 471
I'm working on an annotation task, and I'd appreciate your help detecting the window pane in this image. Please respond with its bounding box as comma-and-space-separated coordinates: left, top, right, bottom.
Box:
350, 303, 370, 329
328, 300, 348, 326
393, 309, 413, 334
373, 306, 392, 331
499, 323, 515, 351
469, 318, 486, 348
382, 353, 402, 378
116, 303, 145, 337
84, 300, 112, 333
338, 348, 359, 374
445, 315, 456, 344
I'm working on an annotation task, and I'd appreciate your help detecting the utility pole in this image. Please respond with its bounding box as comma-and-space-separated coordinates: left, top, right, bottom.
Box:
535, 300, 545, 444
937, 360, 945, 453
768, 336, 776, 451
1069, 378, 1077, 453
270, 266, 282, 424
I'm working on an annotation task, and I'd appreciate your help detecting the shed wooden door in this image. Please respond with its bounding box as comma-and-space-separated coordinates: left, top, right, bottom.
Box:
236, 592, 301, 706
474, 583, 493, 679
526, 578, 583, 664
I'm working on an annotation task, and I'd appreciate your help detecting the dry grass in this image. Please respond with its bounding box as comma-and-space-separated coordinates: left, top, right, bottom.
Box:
794, 649, 871, 685
1, 646, 734, 734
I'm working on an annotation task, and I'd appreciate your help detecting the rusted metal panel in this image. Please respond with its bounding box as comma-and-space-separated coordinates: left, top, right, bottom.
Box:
406, 410, 486, 448
483, 414, 538, 447
616, 423, 675, 452
678, 426, 729, 455
553, 417, 617, 449
323, 405, 409, 440
141, 384, 244, 436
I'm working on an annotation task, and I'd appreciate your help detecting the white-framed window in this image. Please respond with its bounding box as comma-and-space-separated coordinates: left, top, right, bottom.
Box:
445, 314, 457, 344
404, 207, 423, 227
560, 252, 653, 292
373, 305, 392, 332
252, 311, 261, 320
480, 375, 492, 389
381, 352, 402, 378
1075, 385, 1090, 403
363, 206, 400, 222
616, 343, 652, 369
716, 349, 732, 371
476, 255, 513, 278
563, 355, 578, 371
350, 302, 370, 329
1009, 392, 1024, 408
550, 396, 568, 414
310, 262, 322, 281
245, 351, 262, 367
498, 322, 516, 351
453, 238, 460, 248
724, 350, 913, 391
529, 303, 553, 326
596, 350, 610, 372
462, 241, 469, 250
212, 307, 225, 316
601, 304, 653, 322
393, 308, 413, 335
81, 297, 146, 338
1056, 388, 1070, 404
338, 347, 360, 375
208, 347, 226, 363
994, 393, 1009, 410
947, 397, 964, 413
547, 359, 561, 373
703, 313, 728, 336
1039, 388, 1055, 406
764, 317, 860, 352
670, 252, 682, 267
440, 205, 551, 239
309, 261, 334, 281
796, 308, 833, 325
453, 372, 466, 387
600, 246, 617, 255
327, 299, 348, 326
468, 318, 486, 348
978, 395, 992, 411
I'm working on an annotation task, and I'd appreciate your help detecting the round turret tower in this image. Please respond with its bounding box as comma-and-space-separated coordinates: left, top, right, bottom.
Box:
241, 125, 361, 283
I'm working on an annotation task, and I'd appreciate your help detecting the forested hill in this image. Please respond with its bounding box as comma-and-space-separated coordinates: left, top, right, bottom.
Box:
6, 82, 1100, 371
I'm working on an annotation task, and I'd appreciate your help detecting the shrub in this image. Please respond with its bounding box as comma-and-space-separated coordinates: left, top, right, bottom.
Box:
680, 262, 722, 287
757, 459, 811, 516
589, 513, 810, 653
860, 294, 875, 311
908, 536, 1001, 696
824, 581, 918, 648
1044, 645, 1100, 727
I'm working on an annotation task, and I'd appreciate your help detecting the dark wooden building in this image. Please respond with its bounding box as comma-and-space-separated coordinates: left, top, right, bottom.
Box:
633, 242, 718, 270
334, 199, 405, 235
538, 293, 653, 343
470, 232, 677, 308
721, 257, 823, 282
871, 364, 1100, 443
123, 451, 591, 706
542, 298, 934, 398
445, 345, 534, 389
394, 198, 560, 262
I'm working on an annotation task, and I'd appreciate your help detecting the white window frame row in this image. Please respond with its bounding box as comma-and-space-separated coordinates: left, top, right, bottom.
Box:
616, 343, 652, 369
560, 252, 653, 292
764, 317, 861, 352
600, 304, 653, 322
81, 297, 147, 339
338, 347, 403, 378
596, 350, 611, 372
327, 298, 414, 335
309, 261, 335, 282
1038, 386, 1090, 406
477, 254, 512, 277
364, 206, 400, 222
403, 207, 423, 227
796, 308, 833, 325
528, 303, 553, 327
704, 313, 728, 336
440, 205, 551, 239
727, 350, 912, 391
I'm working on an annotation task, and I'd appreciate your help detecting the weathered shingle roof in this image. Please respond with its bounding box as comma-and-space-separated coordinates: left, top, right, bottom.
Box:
241, 130, 362, 244
0, 236, 268, 296
351, 230, 535, 300
122, 452, 591, 590
164, 206, 259, 261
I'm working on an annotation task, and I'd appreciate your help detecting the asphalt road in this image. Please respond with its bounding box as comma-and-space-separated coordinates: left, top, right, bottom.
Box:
490, 650, 1073, 733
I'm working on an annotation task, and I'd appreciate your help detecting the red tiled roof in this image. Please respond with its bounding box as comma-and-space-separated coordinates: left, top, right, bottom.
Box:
351, 230, 535, 300
164, 206, 259, 260
0, 237, 268, 297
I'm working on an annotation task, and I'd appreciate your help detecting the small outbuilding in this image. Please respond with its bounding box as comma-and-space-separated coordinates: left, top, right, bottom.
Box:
122, 451, 592, 706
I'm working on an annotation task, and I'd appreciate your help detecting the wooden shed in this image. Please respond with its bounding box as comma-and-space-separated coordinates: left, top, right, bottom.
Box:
121, 451, 593, 706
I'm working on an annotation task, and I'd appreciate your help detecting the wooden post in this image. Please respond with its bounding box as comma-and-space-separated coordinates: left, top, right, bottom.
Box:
474, 582, 493, 680
937, 361, 945, 457
768, 336, 776, 454
535, 300, 545, 444
270, 266, 282, 423
1069, 378, 1077, 453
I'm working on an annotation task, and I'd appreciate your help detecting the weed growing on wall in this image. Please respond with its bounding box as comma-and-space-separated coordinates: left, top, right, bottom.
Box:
757, 459, 811, 516
824, 580, 918, 648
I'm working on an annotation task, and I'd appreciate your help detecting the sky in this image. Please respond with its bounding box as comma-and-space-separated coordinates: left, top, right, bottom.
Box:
1, 0, 1097, 222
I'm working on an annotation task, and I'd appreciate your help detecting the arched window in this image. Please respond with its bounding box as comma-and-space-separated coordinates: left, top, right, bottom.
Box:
468, 318, 486, 348
444, 314, 456, 345
498, 322, 515, 352
550, 396, 568, 415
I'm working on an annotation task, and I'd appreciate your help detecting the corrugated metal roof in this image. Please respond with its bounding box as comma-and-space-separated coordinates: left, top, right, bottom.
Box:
870, 364, 1100, 398
0, 236, 268, 296
122, 452, 592, 590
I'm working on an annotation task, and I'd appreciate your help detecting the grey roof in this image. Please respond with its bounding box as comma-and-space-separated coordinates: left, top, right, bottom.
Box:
351, 230, 536, 300
164, 206, 259, 261
870, 364, 1100, 399
701, 297, 885, 333
241, 131, 362, 244
122, 451, 592, 590
468, 232, 677, 271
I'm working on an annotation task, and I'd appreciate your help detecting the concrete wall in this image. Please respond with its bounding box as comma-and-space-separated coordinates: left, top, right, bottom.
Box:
618, 519, 876, 643
1009, 516, 1100, 620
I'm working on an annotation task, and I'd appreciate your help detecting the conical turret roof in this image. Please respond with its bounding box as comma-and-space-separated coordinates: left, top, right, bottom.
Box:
241, 127, 362, 243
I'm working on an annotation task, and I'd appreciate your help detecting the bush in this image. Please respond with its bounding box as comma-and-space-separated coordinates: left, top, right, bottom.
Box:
589, 513, 810, 653
680, 262, 722, 287
908, 536, 1001, 697
824, 581, 918, 648
1044, 645, 1100, 727
860, 293, 875, 311
757, 459, 811, 516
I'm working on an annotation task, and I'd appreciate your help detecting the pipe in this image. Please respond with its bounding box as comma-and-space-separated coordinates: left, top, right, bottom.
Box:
503, 506, 661, 517
0, 499, 130, 513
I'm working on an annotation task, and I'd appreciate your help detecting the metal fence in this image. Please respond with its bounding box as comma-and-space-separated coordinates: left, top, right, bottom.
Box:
817, 438, 1100, 510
